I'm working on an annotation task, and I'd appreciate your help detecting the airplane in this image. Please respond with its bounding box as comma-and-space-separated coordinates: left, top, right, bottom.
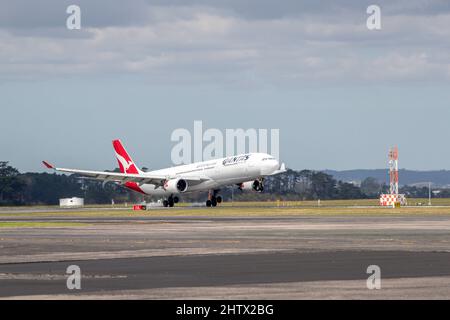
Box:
42, 139, 286, 207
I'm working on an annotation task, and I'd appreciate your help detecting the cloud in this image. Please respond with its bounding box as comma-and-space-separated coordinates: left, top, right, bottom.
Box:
0, 0, 449, 85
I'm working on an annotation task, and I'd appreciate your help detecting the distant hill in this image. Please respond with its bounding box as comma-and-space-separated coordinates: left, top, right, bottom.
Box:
323, 169, 450, 187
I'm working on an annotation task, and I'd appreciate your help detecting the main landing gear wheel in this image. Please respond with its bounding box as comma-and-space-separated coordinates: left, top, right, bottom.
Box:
163, 195, 176, 207
206, 190, 221, 207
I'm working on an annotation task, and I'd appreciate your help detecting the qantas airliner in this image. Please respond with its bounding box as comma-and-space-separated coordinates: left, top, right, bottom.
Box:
43, 140, 286, 207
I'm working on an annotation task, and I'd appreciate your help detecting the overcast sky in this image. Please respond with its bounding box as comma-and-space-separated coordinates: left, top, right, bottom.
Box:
1, 0, 450, 172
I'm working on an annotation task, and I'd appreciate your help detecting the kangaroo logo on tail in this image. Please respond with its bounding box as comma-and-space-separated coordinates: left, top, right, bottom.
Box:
115, 152, 134, 173
112, 139, 141, 174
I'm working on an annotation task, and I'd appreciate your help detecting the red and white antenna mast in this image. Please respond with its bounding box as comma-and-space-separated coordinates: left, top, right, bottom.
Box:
380, 146, 406, 207
388, 146, 399, 195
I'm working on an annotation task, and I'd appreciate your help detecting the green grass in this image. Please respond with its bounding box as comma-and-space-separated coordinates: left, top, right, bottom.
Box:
2, 199, 450, 219
222, 198, 450, 207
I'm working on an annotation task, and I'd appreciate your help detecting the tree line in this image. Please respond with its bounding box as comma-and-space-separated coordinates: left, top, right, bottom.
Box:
0, 161, 446, 206
0, 161, 142, 205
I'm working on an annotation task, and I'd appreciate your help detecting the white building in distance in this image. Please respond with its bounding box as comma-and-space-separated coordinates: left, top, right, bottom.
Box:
59, 197, 84, 208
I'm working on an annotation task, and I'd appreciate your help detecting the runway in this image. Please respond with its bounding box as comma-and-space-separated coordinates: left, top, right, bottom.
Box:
1, 210, 450, 299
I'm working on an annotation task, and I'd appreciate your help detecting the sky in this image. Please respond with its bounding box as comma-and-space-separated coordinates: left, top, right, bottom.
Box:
1, 0, 450, 172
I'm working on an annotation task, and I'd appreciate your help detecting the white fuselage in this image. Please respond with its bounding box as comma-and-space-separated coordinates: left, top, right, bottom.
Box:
137, 153, 279, 195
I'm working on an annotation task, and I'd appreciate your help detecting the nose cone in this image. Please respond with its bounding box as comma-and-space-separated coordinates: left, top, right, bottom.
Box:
260, 158, 280, 175
272, 159, 280, 170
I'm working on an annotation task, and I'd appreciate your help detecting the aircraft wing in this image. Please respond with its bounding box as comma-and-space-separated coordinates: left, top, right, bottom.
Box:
42, 161, 208, 186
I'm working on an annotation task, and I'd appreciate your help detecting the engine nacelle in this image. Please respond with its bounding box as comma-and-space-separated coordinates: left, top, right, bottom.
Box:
164, 178, 188, 193
238, 180, 264, 192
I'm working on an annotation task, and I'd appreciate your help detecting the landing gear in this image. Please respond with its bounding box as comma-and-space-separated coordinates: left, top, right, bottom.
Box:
206, 190, 221, 207
163, 195, 178, 207
254, 178, 264, 192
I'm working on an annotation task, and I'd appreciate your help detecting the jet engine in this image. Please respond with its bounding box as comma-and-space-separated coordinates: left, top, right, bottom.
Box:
164, 178, 188, 193
238, 180, 264, 192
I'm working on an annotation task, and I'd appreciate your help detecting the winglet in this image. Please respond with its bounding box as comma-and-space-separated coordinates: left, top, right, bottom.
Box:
42, 161, 55, 169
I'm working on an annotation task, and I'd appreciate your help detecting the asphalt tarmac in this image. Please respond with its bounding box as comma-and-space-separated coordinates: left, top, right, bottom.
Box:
1, 211, 450, 299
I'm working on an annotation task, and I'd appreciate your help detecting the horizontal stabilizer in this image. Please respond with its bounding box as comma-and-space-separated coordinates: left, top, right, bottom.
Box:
42, 161, 55, 169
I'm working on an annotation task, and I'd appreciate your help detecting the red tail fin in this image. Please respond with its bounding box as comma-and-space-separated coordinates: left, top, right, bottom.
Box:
112, 140, 141, 174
